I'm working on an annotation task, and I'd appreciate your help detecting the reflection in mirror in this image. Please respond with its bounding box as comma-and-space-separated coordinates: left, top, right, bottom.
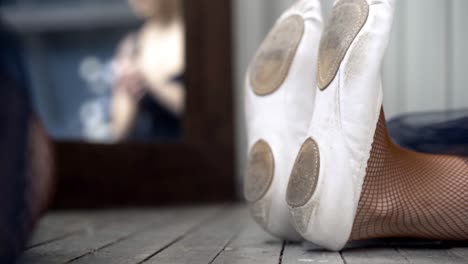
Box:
1, 0, 185, 143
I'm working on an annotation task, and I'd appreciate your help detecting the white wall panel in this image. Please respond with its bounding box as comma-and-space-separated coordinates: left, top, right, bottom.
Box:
403, 0, 448, 113
452, 0, 468, 109
382, 0, 406, 118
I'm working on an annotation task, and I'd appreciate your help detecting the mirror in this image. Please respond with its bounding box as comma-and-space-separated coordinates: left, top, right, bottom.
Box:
1, 0, 185, 143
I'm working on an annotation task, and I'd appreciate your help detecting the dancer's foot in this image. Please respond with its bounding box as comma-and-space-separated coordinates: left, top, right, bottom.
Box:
244, 0, 323, 240
352, 110, 468, 242
286, 0, 396, 250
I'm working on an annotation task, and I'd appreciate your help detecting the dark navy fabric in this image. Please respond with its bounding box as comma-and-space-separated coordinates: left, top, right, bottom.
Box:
0, 25, 31, 263
388, 109, 468, 156
0, 25, 28, 90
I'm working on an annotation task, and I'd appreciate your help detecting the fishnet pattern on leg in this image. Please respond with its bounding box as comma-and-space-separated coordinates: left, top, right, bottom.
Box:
351, 109, 468, 241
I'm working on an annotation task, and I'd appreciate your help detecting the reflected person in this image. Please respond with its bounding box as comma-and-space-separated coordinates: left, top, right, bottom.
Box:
112, 0, 185, 141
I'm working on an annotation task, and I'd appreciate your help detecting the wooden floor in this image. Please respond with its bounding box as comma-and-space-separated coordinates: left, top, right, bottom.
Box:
21, 205, 468, 264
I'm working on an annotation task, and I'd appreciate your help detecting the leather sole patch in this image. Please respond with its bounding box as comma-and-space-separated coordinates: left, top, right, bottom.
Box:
245, 140, 275, 203
287, 138, 320, 208
250, 15, 305, 96
317, 0, 369, 90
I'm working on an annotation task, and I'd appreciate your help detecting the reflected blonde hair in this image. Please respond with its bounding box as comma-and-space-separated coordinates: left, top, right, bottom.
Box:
129, 0, 183, 21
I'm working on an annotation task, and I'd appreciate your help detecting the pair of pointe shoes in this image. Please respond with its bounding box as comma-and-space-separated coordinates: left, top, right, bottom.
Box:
244, 0, 395, 250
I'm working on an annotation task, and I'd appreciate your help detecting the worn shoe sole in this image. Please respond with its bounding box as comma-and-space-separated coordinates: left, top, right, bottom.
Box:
245, 0, 323, 241
286, 0, 395, 250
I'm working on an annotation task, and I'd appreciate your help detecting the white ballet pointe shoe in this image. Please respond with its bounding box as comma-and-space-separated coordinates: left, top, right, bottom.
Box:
286, 0, 396, 250
244, 0, 323, 241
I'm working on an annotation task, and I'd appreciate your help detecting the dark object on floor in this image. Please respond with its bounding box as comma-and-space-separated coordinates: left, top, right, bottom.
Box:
0, 23, 54, 263
0, 23, 32, 263
0, 64, 31, 264
388, 109, 468, 156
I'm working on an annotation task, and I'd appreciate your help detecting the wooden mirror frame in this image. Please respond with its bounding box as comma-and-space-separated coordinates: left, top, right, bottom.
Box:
52, 0, 236, 208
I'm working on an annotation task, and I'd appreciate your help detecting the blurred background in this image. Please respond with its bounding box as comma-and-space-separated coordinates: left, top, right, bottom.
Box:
1, 0, 185, 144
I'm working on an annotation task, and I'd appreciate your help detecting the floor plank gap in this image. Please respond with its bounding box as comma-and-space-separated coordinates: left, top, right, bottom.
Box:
340, 251, 348, 264
66, 231, 139, 263
139, 207, 227, 264
207, 226, 245, 264
278, 241, 286, 264
26, 231, 81, 250
143, 206, 248, 264
136, 234, 184, 264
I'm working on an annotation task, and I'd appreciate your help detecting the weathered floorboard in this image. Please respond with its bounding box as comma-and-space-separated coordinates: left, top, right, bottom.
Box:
341, 248, 409, 264
451, 248, 468, 261
143, 207, 248, 264
21, 209, 179, 264
282, 242, 344, 264
71, 206, 221, 264
21, 206, 468, 264
27, 211, 94, 248
27, 210, 135, 248
397, 248, 468, 264
211, 218, 283, 264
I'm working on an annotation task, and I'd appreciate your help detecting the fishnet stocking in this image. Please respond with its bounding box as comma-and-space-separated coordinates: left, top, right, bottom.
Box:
351, 109, 468, 241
